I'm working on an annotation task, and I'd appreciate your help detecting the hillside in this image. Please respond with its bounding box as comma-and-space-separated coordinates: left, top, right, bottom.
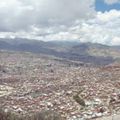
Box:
0, 50, 120, 120
0, 39, 120, 66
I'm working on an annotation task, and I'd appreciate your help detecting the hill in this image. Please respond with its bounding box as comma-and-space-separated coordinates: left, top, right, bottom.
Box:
0, 38, 120, 65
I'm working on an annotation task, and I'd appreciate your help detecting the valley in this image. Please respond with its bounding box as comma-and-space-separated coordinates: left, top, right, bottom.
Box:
0, 48, 120, 119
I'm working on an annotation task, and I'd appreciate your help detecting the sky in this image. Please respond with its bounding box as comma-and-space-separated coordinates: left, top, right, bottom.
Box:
0, 0, 120, 45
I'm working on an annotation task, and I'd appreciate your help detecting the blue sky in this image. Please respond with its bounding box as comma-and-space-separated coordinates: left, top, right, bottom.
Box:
96, 0, 120, 12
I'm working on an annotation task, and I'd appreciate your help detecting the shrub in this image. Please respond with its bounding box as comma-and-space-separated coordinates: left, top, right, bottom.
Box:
0, 109, 24, 120
73, 94, 85, 107
0, 109, 65, 120
30, 110, 65, 120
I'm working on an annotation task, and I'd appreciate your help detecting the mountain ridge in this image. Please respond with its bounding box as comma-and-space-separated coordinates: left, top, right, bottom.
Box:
0, 38, 120, 65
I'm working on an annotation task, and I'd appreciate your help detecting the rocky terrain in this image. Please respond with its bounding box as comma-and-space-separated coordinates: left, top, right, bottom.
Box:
0, 50, 120, 120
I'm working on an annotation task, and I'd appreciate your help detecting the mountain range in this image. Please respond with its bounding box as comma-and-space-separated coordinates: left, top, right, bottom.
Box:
0, 38, 120, 66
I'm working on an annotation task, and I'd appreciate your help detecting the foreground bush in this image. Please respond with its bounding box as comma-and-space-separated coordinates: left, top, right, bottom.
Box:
29, 110, 65, 120
0, 109, 65, 120
73, 94, 85, 107
0, 109, 25, 120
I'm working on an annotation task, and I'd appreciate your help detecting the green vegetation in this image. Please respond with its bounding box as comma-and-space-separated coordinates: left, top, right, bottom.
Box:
73, 89, 85, 107
73, 94, 85, 107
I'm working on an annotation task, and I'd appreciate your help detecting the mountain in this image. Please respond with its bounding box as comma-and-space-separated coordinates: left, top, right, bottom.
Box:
0, 38, 120, 65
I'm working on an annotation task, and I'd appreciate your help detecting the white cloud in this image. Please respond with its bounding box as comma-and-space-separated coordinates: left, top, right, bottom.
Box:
41, 9, 120, 45
78, 10, 120, 45
104, 0, 120, 4
0, 0, 95, 32
0, 0, 120, 45
97, 10, 120, 22
1, 9, 120, 45
111, 37, 120, 45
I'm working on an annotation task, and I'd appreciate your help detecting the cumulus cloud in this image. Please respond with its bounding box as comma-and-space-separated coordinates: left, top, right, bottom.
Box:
104, 0, 120, 4
97, 10, 120, 22
77, 10, 120, 45
38, 9, 120, 45
0, 0, 120, 45
0, 0, 95, 32
111, 37, 120, 45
